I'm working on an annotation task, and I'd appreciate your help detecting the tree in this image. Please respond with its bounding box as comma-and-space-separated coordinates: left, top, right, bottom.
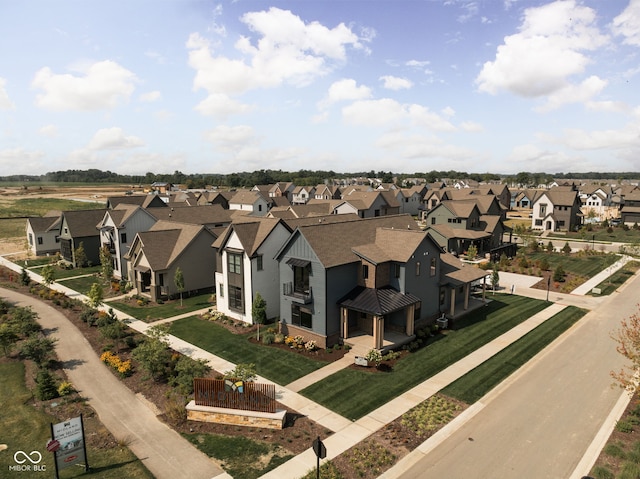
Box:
491, 269, 500, 291
170, 356, 211, 395
224, 363, 257, 382
466, 244, 478, 259
19, 335, 57, 367
99, 319, 127, 352
35, 368, 58, 400
547, 241, 554, 253
0, 323, 18, 356
20, 268, 30, 286
553, 265, 566, 283
74, 242, 88, 268
562, 242, 572, 255
87, 282, 104, 308
540, 257, 550, 271
100, 245, 114, 285
41, 264, 55, 287
174, 267, 185, 307
612, 305, 640, 391
133, 324, 171, 381
251, 293, 267, 325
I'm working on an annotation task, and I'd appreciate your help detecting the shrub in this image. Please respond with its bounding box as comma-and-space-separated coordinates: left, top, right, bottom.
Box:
170, 356, 211, 394
274, 333, 285, 344
261, 332, 275, 345
616, 419, 635, 433
57, 381, 75, 396
101, 351, 133, 377
304, 340, 317, 351
562, 242, 572, 254
35, 368, 58, 401
553, 265, 566, 282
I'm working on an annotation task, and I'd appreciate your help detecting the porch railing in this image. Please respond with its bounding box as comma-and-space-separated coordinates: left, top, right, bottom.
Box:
282, 282, 312, 304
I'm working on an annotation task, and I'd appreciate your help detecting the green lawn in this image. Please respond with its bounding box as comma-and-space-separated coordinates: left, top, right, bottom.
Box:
527, 251, 618, 277
183, 433, 292, 479
442, 306, 586, 404
550, 226, 640, 243
589, 261, 640, 296
0, 361, 152, 478
0, 197, 105, 217
57, 275, 108, 295
108, 293, 214, 321
169, 316, 327, 385
300, 295, 549, 420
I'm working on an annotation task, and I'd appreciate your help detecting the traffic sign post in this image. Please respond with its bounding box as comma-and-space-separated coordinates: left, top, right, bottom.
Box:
312, 436, 326, 479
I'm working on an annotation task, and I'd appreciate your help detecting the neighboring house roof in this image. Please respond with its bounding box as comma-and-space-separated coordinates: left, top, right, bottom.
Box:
148, 204, 233, 227
352, 228, 430, 265
428, 224, 491, 240
27, 215, 61, 233
271, 196, 291, 207
61, 209, 107, 237
439, 253, 488, 285
212, 217, 283, 256
438, 200, 478, 218
281, 213, 360, 229
230, 189, 268, 205
542, 189, 579, 206
285, 215, 419, 269
130, 221, 210, 270
339, 286, 421, 316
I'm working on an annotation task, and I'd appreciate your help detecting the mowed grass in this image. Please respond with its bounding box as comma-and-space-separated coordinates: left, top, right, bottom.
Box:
301, 295, 549, 420
57, 274, 107, 295
169, 316, 327, 385
108, 293, 214, 321
528, 251, 618, 277
442, 306, 586, 404
0, 361, 152, 479
589, 261, 640, 296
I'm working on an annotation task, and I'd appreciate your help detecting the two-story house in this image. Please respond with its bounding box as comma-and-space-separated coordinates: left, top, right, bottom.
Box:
58, 209, 107, 267
291, 186, 316, 205
531, 188, 583, 232
229, 190, 271, 216
274, 215, 487, 350
26, 212, 61, 257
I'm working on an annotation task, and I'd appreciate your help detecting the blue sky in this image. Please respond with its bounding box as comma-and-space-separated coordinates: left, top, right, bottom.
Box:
1, 0, 639, 176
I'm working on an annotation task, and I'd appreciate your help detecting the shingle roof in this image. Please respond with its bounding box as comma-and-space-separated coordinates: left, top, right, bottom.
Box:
134, 221, 209, 270
428, 224, 491, 240
27, 215, 61, 233
149, 204, 233, 226
338, 286, 421, 316
292, 215, 419, 268
213, 218, 282, 257
62, 209, 107, 238
439, 253, 488, 285
353, 228, 429, 265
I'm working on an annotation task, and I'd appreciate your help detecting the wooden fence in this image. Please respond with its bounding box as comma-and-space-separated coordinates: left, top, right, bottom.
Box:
193, 378, 276, 413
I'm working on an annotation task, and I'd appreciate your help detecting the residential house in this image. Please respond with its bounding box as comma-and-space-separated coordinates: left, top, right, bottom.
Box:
340, 190, 400, 218
106, 194, 168, 210
98, 204, 158, 280
150, 182, 173, 194
149, 204, 235, 229
126, 220, 218, 301
275, 215, 487, 349
58, 209, 107, 267
620, 190, 640, 225
396, 185, 426, 216
314, 184, 341, 200
291, 185, 316, 205
229, 190, 271, 216
25, 211, 62, 256
196, 191, 233, 209
531, 188, 582, 231
213, 218, 293, 324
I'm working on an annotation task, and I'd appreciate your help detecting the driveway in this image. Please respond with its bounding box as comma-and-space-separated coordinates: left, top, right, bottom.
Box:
0, 287, 228, 479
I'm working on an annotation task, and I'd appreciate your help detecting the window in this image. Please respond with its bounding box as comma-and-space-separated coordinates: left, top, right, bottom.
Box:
121, 232, 127, 243
292, 304, 312, 328
539, 203, 547, 216
416, 261, 421, 276
293, 264, 310, 294
362, 264, 369, 279
28, 233, 33, 246
229, 285, 244, 312
228, 253, 242, 274
55, 236, 60, 243
37, 236, 43, 245
219, 283, 224, 298
158, 273, 164, 287
430, 257, 436, 276
394, 263, 400, 278
431, 217, 436, 225
535, 219, 543, 226
256, 255, 263, 271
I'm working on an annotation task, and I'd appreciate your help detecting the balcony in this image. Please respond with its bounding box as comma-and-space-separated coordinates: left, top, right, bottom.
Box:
283, 282, 312, 304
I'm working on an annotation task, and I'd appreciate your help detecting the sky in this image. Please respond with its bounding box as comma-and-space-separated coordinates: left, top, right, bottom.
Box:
1, 0, 640, 177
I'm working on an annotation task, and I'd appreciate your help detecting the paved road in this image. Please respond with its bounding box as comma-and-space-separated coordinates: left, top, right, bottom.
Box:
389, 272, 637, 479
0, 288, 228, 479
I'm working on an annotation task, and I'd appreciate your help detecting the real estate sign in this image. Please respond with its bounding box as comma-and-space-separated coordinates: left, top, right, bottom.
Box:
51, 415, 88, 474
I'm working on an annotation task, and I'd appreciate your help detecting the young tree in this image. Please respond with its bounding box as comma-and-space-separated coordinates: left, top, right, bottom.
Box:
553, 265, 566, 283
99, 319, 127, 352
99, 245, 114, 285
491, 269, 500, 291
612, 305, 640, 391
74, 242, 87, 268
41, 264, 55, 287
466, 244, 478, 259
174, 267, 185, 307
546, 241, 555, 253
35, 368, 59, 400
0, 323, 19, 357
19, 335, 57, 367
251, 292, 267, 325
224, 363, 257, 382
87, 282, 104, 308
133, 324, 171, 381
20, 267, 30, 286
170, 356, 211, 395
562, 242, 572, 255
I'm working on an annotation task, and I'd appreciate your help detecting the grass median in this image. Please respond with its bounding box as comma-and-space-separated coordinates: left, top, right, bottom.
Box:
300, 294, 549, 420
442, 305, 586, 403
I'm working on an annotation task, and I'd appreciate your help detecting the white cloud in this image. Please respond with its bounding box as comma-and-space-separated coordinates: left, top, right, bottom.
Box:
0, 148, 45, 175
188, 7, 365, 117
342, 98, 455, 131
139, 91, 161, 103
194, 92, 254, 118
612, 0, 640, 46
38, 125, 58, 137
205, 125, 257, 151
476, 0, 608, 100
32, 60, 137, 111
460, 121, 484, 132
535, 75, 607, 112
506, 144, 579, 173
0, 77, 14, 110
318, 78, 372, 110
379, 75, 413, 90
87, 127, 144, 150
375, 130, 476, 162
552, 125, 640, 151
406, 60, 430, 69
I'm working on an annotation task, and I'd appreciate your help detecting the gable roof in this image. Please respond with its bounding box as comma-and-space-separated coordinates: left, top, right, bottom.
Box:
212, 217, 284, 256
282, 214, 419, 269
148, 204, 233, 227
27, 215, 61, 233
440, 253, 488, 285
61, 209, 107, 237
352, 228, 432, 265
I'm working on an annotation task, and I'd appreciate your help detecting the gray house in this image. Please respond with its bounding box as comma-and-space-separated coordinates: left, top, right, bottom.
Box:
26, 212, 61, 257
58, 209, 107, 267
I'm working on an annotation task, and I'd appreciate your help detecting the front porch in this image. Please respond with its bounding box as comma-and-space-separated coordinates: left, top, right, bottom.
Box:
344, 329, 415, 356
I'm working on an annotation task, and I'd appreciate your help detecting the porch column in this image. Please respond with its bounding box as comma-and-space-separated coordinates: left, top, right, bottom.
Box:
341, 307, 349, 340
373, 315, 384, 350
482, 276, 486, 301
464, 283, 469, 310
450, 287, 456, 317
405, 305, 415, 336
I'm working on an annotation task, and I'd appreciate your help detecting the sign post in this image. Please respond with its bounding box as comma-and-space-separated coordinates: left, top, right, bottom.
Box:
312, 436, 326, 479
50, 414, 89, 478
